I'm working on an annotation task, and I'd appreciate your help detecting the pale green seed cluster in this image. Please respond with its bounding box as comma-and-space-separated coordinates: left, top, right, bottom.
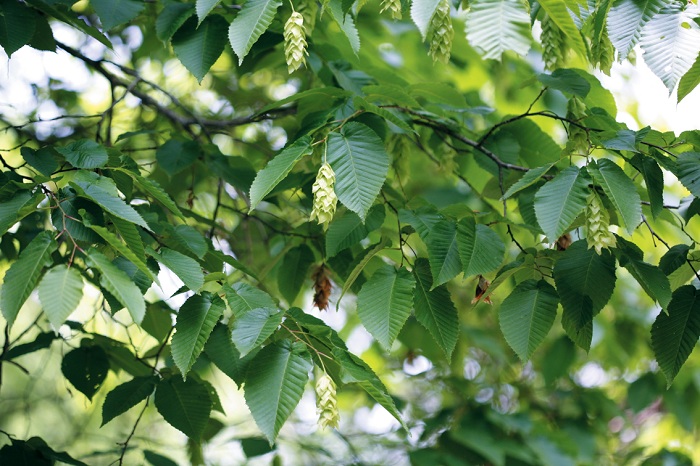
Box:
541, 14, 566, 70
591, 31, 614, 76
310, 162, 337, 229
585, 193, 616, 254
315, 372, 339, 429
566, 96, 589, 156
428, 0, 453, 64
284, 12, 308, 73
380, 0, 402, 19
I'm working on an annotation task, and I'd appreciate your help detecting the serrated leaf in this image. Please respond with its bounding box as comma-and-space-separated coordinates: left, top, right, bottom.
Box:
499, 280, 559, 361
126, 172, 185, 219
111, 215, 145, 259
244, 340, 312, 444
336, 237, 391, 310
171, 293, 225, 377
630, 154, 664, 218
607, 0, 664, 59
61, 345, 110, 400
357, 265, 416, 350
534, 166, 590, 241
456, 218, 505, 278
362, 85, 421, 108
223, 282, 276, 317
326, 204, 385, 257
0, 190, 43, 237
678, 53, 700, 102
249, 136, 312, 211
155, 247, 204, 292
156, 2, 196, 42
677, 152, 700, 197
641, 4, 700, 93
501, 163, 554, 200
465, 0, 532, 60
172, 15, 228, 83
412, 258, 459, 359
588, 158, 641, 234
155, 376, 212, 439
91, 0, 145, 30
0, 231, 56, 328
659, 244, 691, 275
411, 0, 442, 39
623, 257, 672, 308
231, 307, 283, 357
537, 69, 591, 97
24, 0, 113, 49
90, 225, 155, 282
278, 244, 314, 304
329, 0, 360, 54
196, 0, 222, 23
102, 376, 158, 426
327, 122, 389, 221
426, 219, 462, 288
71, 175, 150, 231
399, 206, 443, 242
87, 249, 146, 323
651, 285, 700, 386
228, 0, 282, 65
38, 265, 84, 329
0, 0, 36, 56
167, 224, 208, 259
142, 302, 174, 343
156, 139, 200, 177
204, 323, 253, 386
537, 0, 587, 56
20, 147, 58, 176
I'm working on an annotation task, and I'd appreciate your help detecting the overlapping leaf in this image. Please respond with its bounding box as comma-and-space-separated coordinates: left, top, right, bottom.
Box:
534, 166, 590, 241
456, 218, 505, 279
228, 0, 282, 65
587, 158, 641, 234
231, 307, 283, 357
607, 0, 664, 59
38, 265, 84, 329
465, 0, 532, 60
426, 219, 462, 288
102, 376, 158, 426
155, 376, 212, 439
87, 249, 146, 323
172, 15, 228, 83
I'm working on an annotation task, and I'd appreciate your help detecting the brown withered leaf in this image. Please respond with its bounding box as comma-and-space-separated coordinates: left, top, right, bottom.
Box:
312, 264, 331, 311
471, 275, 492, 305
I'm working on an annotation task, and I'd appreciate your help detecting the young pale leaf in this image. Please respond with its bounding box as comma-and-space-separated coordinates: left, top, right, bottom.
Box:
534, 166, 590, 241
101, 376, 158, 426
91, 0, 145, 30
651, 286, 700, 386
278, 244, 315, 304
249, 136, 312, 211
87, 249, 146, 323
231, 307, 284, 357
0, 231, 57, 328
411, 0, 442, 39
412, 258, 459, 359
196, 0, 222, 23
228, 0, 283, 65
588, 158, 641, 234
501, 163, 554, 200
204, 323, 253, 386
171, 293, 225, 378
499, 280, 559, 361
640, 4, 700, 93
244, 340, 312, 444
155, 376, 212, 440
677, 152, 700, 197
38, 265, 84, 329
223, 282, 276, 317
154, 247, 204, 292
56, 139, 108, 169
426, 219, 462, 288
537, 0, 587, 56
357, 265, 416, 351
678, 54, 700, 103
456, 218, 505, 279
465, 0, 532, 60
61, 345, 110, 400
327, 122, 389, 221
607, 0, 664, 59
172, 15, 228, 83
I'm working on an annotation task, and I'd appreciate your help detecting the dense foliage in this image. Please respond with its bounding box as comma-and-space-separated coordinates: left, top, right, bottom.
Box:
1, 0, 700, 464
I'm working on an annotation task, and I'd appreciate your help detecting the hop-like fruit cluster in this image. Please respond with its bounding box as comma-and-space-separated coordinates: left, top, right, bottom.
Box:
566, 96, 589, 156
315, 372, 339, 429
310, 162, 337, 229
428, 0, 453, 64
380, 0, 402, 19
284, 12, 308, 73
591, 30, 614, 76
541, 13, 567, 70
585, 192, 616, 254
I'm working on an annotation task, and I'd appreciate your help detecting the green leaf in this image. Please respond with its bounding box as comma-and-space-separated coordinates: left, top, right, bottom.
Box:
411, 0, 442, 40
326, 204, 385, 257
90, 225, 155, 282
607, 0, 664, 59
231, 307, 283, 357
328, 0, 360, 54
630, 154, 664, 219
155, 375, 212, 440
587, 158, 641, 234
204, 323, 253, 386
465, 0, 532, 60
278, 244, 314, 304
538, 69, 591, 97
155, 247, 204, 292
327, 122, 390, 221
534, 166, 590, 241
196, 0, 222, 23
678, 53, 700, 103
501, 163, 554, 200
456, 218, 505, 278
651, 285, 700, 386
499, 280, 559, 361
412, 258, 459, 359
71, 174, 150, 231
86, 249, 146, 323
156, 139, 200, 177
0, 0, 37, 56
0, 231, 56, 328
224, 282, 276, 317
61, 344, 110, 400
102, 376, 158, 426
20, 146, 58, 176
357, 265, 416, 350
156, 2, 195, 42
172, 15, 228, 83
91, 0, 145, 30
537, 0, 587, 56
426, 219, 462, 288
127, 172, 185, 220
640, 4, 700, 93
3, 331, 57, 360
677, 152, 700, 197
336, 237, 391, 309
166, 225, 208, 259
144, 450, 180, 466
249, 136, 312, 211
244, 340, 312, 444
142, 302, 174, 343
171, 293, 225, 378
228, 0, 282, 65
399, 206, 443, 242
38, 265, 84, 329
659, 244, 691, 275
24, 0, 113, 49
0, 190, 43, 237
622, 256, 672, 308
